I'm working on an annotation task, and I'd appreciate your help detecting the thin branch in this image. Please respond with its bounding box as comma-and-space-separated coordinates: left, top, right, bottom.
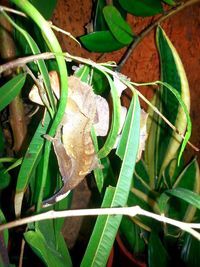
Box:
0, 52, 199, 151
0, 52, 55, 74
122, 79, 200, 152
48, 21, 81, 46
0, 206, 200, 240
0, 6, 79, 45
136, 89, 199, 152
0, 5, 26, 17
131, 80, 199, 152
25, 65, 53, 117
19, 237, 26, 267
117, 0, 200, 71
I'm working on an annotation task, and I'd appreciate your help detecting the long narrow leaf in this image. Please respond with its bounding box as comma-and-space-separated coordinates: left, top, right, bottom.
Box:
159, 81, 192, 164
81, 93, 140, 267
0, 209, 9, 266
91, 128, 104, 192
29, 0, 57, 19
24, 227, 72, 267
0, 73, 26, 112
0, 209, 8, 246
14, 113, 51, 216
159, 158, 200, 223
157, 26, 190, 172
118, 0, 163, 16
167, 187, 200, 210
98, 73, 121, 159
145, 26, 190, 183
81, 187, 115, 267
148, 231, 169, 267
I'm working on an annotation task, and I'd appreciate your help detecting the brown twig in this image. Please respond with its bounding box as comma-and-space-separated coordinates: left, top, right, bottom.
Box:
0, 52, 55, 74
117, 0, 200, 71
1, 206, 200, 240
19, 237, 26, 267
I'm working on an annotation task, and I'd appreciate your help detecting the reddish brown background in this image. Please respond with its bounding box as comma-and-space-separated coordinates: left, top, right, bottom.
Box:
52, 0, 200, 161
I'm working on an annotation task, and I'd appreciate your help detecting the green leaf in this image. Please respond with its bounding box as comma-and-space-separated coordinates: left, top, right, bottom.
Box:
116, 94, 139, 159
103, 6, 133, 45
163, 157, 185, 189
4, 157, 23, 173
130, 187, 159, 213
81, 94, 140, 267
160, 81, 191, 164
24, 227, 72, 267
98, 74, 121, 159
145, 26, 190, 183
156, 26, 190, 170
12, 0, 68, 213
118, 0, 163, 16
113, 0, 127, 18
94, 0, 127, 31
0, 162, 11, 189
81, 187, 115, 267
0, 74, 26, 112
92, 68, 109, 95
133, 160, 151, 195
0, 209, 8, 246
181, 234, 200, 267
148, 231, 169, 267
120, 216, 145, 255
80, 31, 126, 52
167, 187, 200, 210
14, 113, 51, 217
94, 0, 108, 31
0, 209, 10, 267
97, 138, 116, 189
159, 158, 200, 223
30, 0, 57, 19
172, 158, 200, 222
74, 65, 91, 82
158, 192, 169, 214
162, 0, 176, 5
91, 128, 104, 192
30, 152, 60, 206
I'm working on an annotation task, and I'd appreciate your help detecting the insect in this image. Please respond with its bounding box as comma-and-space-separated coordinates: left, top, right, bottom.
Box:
29, 71, 109, 206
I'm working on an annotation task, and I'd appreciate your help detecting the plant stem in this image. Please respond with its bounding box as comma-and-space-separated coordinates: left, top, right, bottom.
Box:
1, 206, 200, 240
117, 0, 200, 71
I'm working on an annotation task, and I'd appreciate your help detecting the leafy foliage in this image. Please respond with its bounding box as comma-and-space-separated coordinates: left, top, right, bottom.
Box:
0, 1, 198, 267
103, 6, 134, 45
118, 0, 163, 16
118, 24, 199, 266
80, 31, 125, 52
30, 0, 57, 20
25, 219, 72, 267
80, 0, 177, 52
